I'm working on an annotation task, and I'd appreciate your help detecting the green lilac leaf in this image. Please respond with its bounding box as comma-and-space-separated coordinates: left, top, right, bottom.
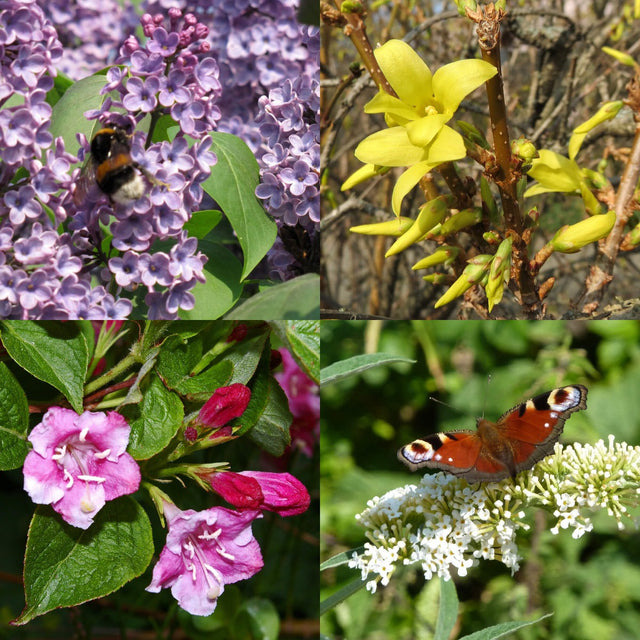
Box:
226, 273, 320, 320
321, 353, 416, 385
182, 243, 243, 319
0, 321, 89, 413
0, 362, 30, 470
204, 132, 277, 279
14, 497, 153, 625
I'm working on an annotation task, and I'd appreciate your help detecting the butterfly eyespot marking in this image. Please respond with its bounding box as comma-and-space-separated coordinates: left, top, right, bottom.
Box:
398, 385, 588, 482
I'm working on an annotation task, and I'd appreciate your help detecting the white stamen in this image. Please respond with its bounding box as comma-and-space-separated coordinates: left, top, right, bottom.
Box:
94, 448, 111, 459
199, 528, 222, 541
79, 427, 90, 442
184, 540, 196, 559
77, 474, 106, 483
215, 545, 235, 561
64, 469, 74, 488
52, 445, 67, 461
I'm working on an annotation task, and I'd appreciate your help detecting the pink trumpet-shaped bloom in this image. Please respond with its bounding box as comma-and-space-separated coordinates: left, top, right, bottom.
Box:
147, 502, 264, 616
23, 407, 141, 529
207, 470, 310, 516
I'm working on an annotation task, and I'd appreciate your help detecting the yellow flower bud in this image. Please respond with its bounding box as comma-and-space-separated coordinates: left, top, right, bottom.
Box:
412, 246, 459, 270
511, 137, 538, 162
569, 101, 624, 159
602, 47, 636, 68
422, 273, 450, 285
386, 197, 449, 257
438, 208, 482, 236
628, 223, 640, 246
485, 238, 512, 312
550, 211, 616, 253
341, 164, 389, 191
350, 217, 414, 237
434, 257, 491, 308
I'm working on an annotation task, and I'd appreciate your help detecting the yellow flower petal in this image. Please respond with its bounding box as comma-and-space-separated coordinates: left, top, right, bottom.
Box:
526, 150, 582, 192
406, 114, 449, 147
391, 161, 435, 215
364, 92, 417, 123
432, 58, 498, 114
424, 125, 466, 164
374, 40, 433, 111
355, 127, 427, 167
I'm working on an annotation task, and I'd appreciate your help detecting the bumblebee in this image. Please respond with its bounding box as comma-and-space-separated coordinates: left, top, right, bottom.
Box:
74, 125, 147, 206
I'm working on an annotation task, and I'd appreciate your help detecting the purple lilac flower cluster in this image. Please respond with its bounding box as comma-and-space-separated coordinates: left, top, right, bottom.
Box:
71, 9, 222, 318
254, 74, 320, 278
37, 0, 139, 80
144, 0, 321, 279
0, 3, 220, 318
0, 0, 115, 318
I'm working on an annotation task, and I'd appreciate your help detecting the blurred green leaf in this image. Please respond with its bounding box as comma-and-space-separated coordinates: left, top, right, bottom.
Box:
321, 353, 416, 385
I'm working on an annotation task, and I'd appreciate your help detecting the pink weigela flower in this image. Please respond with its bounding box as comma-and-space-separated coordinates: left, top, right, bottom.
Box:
275, 349, 319, 457
146, 502, 264, 616
207, 470, 310, 516
23, 407, 141, 529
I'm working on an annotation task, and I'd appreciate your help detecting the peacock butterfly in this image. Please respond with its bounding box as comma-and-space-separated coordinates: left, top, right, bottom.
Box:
398, 385, 587, 482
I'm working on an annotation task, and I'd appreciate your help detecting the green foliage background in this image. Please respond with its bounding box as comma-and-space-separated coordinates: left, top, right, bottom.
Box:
321, 320, 640, 640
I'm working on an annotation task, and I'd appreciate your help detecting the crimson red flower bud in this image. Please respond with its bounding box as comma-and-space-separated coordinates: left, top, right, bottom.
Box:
226, 323, 248, 342
205, 470, 310, 516
270, 349, 283, 370
208, 471, 264, 508
184, 426, 198, 442
199, 383, 251, 428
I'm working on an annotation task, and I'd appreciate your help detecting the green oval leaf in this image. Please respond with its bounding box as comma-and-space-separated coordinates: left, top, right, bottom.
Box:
0, 321, 90, 413
14, 497, 153, 625
273, 320, 319, 384
123, 373, 184, 459
321, 353, 416, 385
204, 132, 277, 279
226, 274, 320, 320
0, 362, 30, 470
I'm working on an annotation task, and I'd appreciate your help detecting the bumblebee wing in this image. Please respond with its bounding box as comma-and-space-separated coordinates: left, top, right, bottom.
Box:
73, 157, 99, 206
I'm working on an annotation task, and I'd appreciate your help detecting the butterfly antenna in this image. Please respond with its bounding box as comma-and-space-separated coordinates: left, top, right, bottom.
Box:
481, 374, 492, 419
428, 396, 454, 410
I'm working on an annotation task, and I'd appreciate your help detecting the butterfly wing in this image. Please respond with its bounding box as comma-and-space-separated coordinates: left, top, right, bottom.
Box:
490, 384, 588, 475
398, 430, 483, 475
